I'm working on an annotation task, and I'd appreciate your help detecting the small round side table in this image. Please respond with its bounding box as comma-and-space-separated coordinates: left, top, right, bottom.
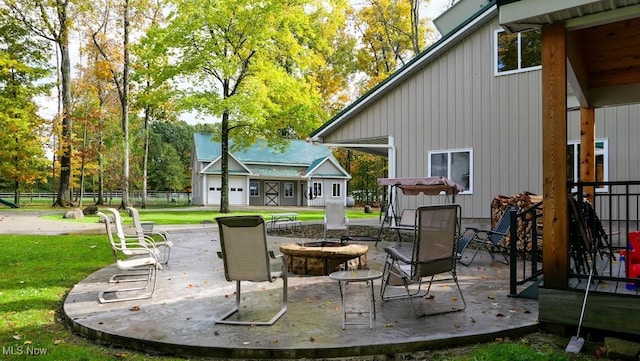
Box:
329, 269, 383, 329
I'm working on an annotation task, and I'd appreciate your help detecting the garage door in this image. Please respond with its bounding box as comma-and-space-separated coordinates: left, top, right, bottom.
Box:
207, 177, 246, 205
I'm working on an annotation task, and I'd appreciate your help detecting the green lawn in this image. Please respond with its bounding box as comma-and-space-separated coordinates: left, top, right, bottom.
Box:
40, 207, 380, 225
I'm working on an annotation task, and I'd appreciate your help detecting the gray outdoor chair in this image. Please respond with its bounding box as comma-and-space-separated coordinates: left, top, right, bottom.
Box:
96, 211, 159, 303
380, 204, 466, 317
215, 215, 288, 325
457, 206, 516, 266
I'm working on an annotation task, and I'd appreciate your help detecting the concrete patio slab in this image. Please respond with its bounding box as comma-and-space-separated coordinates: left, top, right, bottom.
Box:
63, 225, 540, 359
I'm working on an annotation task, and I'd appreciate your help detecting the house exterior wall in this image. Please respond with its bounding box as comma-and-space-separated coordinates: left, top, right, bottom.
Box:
321, 16, 640, 219
568, 105, 640, 183
324, 18, 541, 218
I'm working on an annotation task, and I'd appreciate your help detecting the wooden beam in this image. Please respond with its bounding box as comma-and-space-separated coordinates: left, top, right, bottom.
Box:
580, 108, 595, 203
542, 22, 568, 290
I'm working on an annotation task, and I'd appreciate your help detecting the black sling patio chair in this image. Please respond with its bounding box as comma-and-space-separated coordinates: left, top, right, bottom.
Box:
457, 206, 516, 266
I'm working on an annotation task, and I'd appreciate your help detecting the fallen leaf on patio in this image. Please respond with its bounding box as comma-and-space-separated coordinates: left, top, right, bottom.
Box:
187, 284, 194, 288
450, 297, 458, 302
130, 306, 141, 311
425, 294, 435, 299
214, 331, 219, 336
309, 337, 316, 342
509, 309, 517, 313
487, 294, 496, 299
269, 339, 278, 344
335, 306, 340, 311
225, 294, 229, 298
481, 275, 486, 279
496, 313, 505, 317
470, 317, 476, 323
453, 324, 460, 328
385, 323, 394, 328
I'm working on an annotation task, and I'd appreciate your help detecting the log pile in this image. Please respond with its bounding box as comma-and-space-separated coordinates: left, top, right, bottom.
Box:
491, 191, 543, 253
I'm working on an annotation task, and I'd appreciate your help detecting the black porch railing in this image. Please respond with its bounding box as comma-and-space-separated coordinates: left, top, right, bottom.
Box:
509, 180, 640, 297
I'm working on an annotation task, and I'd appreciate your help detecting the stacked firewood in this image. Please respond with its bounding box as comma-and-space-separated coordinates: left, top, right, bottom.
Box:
491, 191, 543, 253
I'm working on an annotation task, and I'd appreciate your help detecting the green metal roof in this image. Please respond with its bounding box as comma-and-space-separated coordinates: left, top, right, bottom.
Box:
193, 133, 335, 165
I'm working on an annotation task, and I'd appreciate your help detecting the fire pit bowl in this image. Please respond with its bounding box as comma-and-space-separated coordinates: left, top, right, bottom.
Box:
279, 242, 368, 276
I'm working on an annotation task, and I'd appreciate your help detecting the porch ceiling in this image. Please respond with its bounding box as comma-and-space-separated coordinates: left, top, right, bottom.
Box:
567, 16, 640, 107
499, 0, 640, 108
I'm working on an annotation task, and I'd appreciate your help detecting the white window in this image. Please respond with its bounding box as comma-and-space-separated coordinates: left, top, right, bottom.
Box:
332, 183, 341, 197
568, 139, 609, 192
495, 29, 541, 75
313, 182, 323, 197
249, 181, 259, 197
284, 182, 294, 198
428, 149, 473, 194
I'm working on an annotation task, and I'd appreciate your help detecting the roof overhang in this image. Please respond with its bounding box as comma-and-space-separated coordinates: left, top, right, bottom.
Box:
499, 0, 640, 107
310, 4, 498, 147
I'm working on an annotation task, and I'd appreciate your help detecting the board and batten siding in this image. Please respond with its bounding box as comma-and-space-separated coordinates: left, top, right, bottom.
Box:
323, 18, 543, 218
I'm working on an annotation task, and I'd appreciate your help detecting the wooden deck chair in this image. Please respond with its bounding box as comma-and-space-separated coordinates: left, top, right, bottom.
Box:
324, 200, 349, 241
96, 211, 159, 303
380, 204, 465, 317
215, 216, 288, 325
126, 206, 173, 264
457, 206, 516, 266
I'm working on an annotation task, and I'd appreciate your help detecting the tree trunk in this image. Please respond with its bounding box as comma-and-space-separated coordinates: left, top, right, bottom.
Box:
54, 2, 73, 207
220, 109, 230, 213
119, 0, 131, 210
142, 106, 150, 209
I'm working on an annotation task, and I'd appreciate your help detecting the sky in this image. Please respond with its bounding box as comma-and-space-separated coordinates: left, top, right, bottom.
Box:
35, 0, 452, 124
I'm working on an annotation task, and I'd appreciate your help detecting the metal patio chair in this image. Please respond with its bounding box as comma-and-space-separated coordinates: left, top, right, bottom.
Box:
215, 215, 288, 325
380, 204, 466, 317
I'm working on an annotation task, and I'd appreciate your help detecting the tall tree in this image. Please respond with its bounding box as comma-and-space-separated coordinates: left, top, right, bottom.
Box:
85, 0, 135, 209
132, 0, 178, 208
6, 0, 75, 207
0, 9, 51, 205
350, 0, 430, 91
162, 0, 326, 212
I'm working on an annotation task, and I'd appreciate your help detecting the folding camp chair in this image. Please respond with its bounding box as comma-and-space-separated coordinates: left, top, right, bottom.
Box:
380, 204, 466, 317
96, 211, 159, 303
215, 215, 288, 325
324, 200, 349, 241
457, 206, 516, 266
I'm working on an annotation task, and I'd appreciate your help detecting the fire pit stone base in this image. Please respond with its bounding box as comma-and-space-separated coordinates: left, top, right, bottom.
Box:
279, 242, 369, 276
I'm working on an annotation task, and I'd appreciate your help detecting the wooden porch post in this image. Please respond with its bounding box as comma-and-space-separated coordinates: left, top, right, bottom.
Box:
542, 22, 569, 290
580, 108, 596, 203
